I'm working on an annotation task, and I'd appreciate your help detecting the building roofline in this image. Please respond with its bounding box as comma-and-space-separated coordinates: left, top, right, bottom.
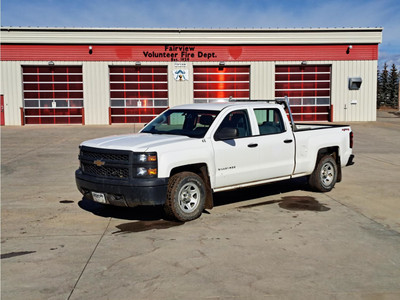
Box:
1, 26, 383, 45
1, 26, 383, 33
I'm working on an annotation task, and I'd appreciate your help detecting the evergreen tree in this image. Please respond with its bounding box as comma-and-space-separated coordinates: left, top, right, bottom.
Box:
387, 64, 399, 108
377, 68, 383, 108
379, 63, 389, 106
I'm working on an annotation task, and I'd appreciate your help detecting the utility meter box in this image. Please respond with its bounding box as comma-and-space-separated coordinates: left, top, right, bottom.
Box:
349, 77, 362, 90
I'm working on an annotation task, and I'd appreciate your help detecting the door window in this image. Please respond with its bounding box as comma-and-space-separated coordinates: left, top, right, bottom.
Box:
215, 110, 251, 139
254, 108, 285, 135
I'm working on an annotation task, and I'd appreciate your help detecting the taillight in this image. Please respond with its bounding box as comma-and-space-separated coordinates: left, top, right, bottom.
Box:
350, 131, 353, 148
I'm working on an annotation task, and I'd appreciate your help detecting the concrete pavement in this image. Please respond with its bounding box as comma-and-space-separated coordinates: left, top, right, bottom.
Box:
1, 113, 400, 299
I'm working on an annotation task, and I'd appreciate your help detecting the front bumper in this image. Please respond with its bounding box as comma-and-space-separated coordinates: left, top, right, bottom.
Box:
75, 169, 168, 207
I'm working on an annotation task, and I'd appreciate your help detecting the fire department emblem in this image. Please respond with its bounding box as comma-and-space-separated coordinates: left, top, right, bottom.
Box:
173, 69, 189, 81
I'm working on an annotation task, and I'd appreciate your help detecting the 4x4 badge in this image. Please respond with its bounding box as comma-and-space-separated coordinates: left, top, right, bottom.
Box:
93, 159, 105, 167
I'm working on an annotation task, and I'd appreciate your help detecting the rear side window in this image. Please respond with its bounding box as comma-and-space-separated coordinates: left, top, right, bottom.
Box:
254, 108, 285, 135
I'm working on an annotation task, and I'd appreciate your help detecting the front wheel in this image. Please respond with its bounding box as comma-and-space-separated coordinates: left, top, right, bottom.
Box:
164, 172, 206, 222
309, 155, 338, 192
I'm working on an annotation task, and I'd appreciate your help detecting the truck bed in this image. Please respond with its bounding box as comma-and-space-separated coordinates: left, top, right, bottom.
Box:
294, 123, 349, 132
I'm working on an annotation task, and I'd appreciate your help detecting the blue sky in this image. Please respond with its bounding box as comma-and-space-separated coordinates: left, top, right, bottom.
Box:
1, 0, 399, 68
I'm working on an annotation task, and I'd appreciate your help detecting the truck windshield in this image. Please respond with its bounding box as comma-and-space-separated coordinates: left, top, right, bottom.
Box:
141, 109, 219, 138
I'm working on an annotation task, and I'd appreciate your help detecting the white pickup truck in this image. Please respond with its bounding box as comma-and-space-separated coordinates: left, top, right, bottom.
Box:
76, 100, 354, 221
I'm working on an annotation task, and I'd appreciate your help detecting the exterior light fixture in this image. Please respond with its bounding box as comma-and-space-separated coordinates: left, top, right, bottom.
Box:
48, 61, 54, 66
348, 77, 362, 90
346, 45, 352, 54
301, 61, 307, 65
89, 46, 93, 54
219, 62, 225, 66
135, 61, 141, 66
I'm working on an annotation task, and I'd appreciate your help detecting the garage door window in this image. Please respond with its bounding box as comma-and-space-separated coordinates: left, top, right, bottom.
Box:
109, 66, 168, 123
22, 66, 83, 124
275, 65, 331, 121
194, 66, 250, 103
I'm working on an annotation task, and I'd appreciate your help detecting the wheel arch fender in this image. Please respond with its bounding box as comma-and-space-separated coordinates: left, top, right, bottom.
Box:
170, 163, 214, 209
313, 146, 342, 182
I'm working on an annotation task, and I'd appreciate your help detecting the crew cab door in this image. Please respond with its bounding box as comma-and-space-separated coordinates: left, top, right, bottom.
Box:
250, 107, 295, 179
211, 109, 264, 188
211, 107, 295, 189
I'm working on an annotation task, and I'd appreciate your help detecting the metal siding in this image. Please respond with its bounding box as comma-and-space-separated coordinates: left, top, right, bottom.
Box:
0, 58, 378, 125
330, 60, 376, 121
1, 27, 383, 45
168, 62, 192, 107
251, 62, 275, 100
83, 62, 110, 125
0, 61, 23, 125
369, 61, 378, 121
1, 44, 378, 62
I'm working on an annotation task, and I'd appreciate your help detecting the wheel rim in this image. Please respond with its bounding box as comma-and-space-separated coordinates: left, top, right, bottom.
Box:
320, 161, 335, 188
178, 182, 200, 213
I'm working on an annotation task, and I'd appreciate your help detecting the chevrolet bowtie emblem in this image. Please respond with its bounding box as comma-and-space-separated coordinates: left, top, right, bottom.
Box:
93, 159, 105, 167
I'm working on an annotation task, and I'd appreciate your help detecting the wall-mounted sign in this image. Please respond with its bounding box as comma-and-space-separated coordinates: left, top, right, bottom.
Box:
173, 69, 189, 81
142, 45, 218, 62
174, 62, 187, 68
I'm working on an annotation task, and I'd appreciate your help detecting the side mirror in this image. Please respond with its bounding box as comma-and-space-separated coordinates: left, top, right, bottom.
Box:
214, 127, 238, 141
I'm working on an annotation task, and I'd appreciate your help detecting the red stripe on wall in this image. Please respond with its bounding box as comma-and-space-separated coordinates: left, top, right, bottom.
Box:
1, 44, 378, 61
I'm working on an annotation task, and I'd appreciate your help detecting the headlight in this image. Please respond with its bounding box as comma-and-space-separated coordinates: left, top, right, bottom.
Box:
136, 167, 158, 177
133, 152, 158, 178
134, 152, 157, 163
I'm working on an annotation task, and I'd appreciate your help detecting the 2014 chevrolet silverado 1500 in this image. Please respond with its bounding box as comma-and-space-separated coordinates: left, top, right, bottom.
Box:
76, 99, 354, 221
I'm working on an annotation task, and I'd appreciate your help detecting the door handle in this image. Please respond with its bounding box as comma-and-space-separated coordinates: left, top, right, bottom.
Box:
284, 139, 293, 143
247, 143, 258, 148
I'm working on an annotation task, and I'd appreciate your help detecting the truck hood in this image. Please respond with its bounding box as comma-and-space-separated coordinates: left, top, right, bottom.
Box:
81, 133, 193, 152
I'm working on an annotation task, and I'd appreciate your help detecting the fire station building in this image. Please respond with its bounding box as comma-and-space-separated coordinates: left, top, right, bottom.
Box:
0, 27, 382, 126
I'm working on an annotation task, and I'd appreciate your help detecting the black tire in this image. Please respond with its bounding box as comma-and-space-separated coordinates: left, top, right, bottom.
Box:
309, 155, 338, 192
164, 172, 206, 222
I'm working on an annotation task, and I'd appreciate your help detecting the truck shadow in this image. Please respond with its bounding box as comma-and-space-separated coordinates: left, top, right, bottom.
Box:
78, 197, 164, 221
78, 177, 311, 221
213, 177, 310, 207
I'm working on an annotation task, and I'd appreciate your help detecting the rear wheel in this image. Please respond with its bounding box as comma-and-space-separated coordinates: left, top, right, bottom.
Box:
309, 155, 338, 192
164, 172, 206, 222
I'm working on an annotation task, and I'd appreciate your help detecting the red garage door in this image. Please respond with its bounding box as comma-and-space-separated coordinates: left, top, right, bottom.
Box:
22, 66, 84, 124
275, 65, 331, 122
109, 66, 168, 123
193, 66, 250, 103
